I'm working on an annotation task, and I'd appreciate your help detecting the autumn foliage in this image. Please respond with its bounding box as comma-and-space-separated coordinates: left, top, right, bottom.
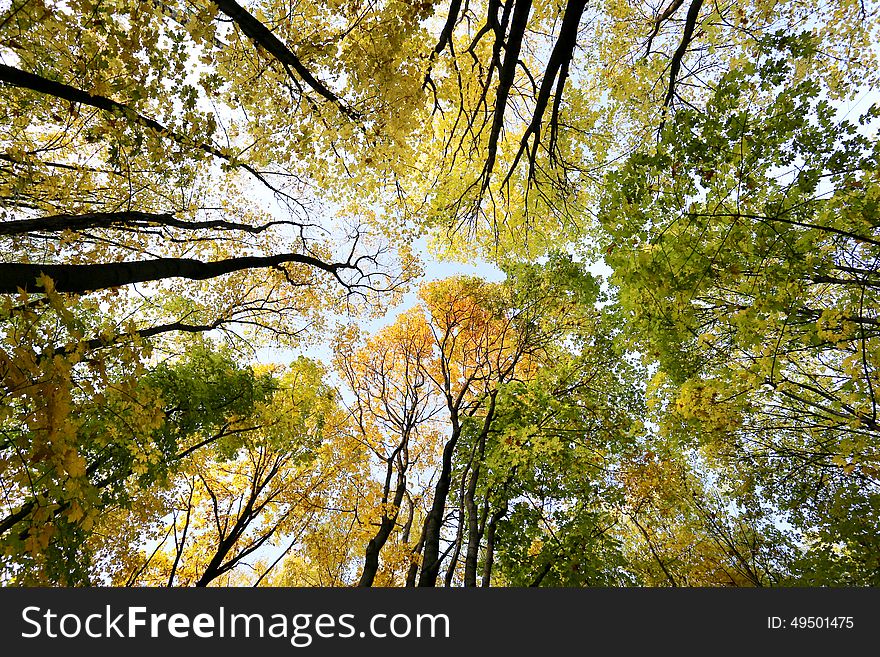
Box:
1, 0, 878, 586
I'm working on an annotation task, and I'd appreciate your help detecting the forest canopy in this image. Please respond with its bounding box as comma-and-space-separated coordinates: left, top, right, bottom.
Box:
0, 0, 878, 586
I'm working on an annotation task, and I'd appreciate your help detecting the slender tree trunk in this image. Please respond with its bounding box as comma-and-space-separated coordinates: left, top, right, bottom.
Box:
167, 483, 195, 587
358, 464, 406, 587
481, 502, 508, 587
444, 466, 471, 587
462, 463, 482, 586
195, 524, 246, 587
405, 531, 425, 587
442, 519, 462, 587
417, 425, 460, 587
463, 392, 495, 585
195, 456, 282, 587
529, 562, 552, 587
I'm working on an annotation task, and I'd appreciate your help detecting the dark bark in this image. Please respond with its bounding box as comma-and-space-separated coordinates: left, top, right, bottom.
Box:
0, 251, 343, 294
416, 425, 461, 586
81, 319, 231, 354
687, 211, 880, 248
462, 471, 482, 586
662, 0, 704, 108
357, 462, 407, 587
644, 0, 685, 57
433, 0, 462, 54
812, 275, 880, 291
0, 501, 34, 536
443, 464, 471, 587
167, 483, 195, 587
194, 455, 285, 587
547, 53, 571, 164
630, 512, 678, 586
481, 502, 508, 587
483, 0, 533, 184
501, 0, 588, 186
529, 561, 553, 587
0, 210, 292, 237
1, 211, 175, 236
463, 392, 496, 586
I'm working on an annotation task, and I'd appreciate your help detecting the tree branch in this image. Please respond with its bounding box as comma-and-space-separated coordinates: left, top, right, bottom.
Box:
209, 0, 357, 119
0, 252, 346, 294
662, 0, 703, 110
0, 63, 287, 198
0, 210, 298, 237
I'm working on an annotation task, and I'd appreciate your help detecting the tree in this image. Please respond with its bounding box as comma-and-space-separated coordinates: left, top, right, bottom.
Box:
618, 444, 794, 586
117, 358, 354, 587
319, 257, 647, 587
1, 0, 415, 353
471, 292, 645, 587
600, 52, 880, 583
387, 0, 878, 258
334, 313, 444, 587
1, 332, 273, 584
1, 0, 418, 584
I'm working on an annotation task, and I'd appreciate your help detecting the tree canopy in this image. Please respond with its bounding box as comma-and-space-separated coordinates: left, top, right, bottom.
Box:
1, 0, 878, 586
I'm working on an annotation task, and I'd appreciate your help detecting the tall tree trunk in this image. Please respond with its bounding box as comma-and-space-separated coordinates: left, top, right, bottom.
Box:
481, 501, 508, 587
416, 425, 460, 587
444, 464, 471, 587
358, 463, 406, 587
405, 531, 424, 587
463, 392, 495, 585
462, 463, 483, 586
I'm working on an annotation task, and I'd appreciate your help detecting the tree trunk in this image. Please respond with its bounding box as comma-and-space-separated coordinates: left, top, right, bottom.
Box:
416, 426, 460, 587
443, 466, 471, 587
462, 464, 482, 586
405, 532, 424, 587
463, 392, 495, 585
358, 464, 406, 587
481, 502, 508, 587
